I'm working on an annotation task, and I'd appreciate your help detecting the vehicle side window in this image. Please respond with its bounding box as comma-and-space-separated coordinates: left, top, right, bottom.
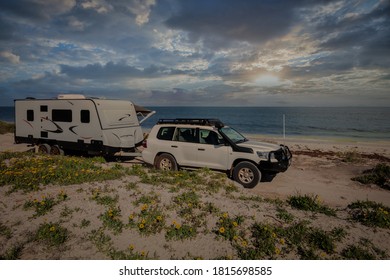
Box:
175, 128, 197, 143
199, 129, 224, 145
157, 127, 175, 140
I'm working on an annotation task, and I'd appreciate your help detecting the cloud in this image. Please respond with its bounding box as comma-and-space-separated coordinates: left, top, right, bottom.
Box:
127, 0, 156, 26
0, 51, 20, 64
0, 0, 76, 21
165, 0, 315, 45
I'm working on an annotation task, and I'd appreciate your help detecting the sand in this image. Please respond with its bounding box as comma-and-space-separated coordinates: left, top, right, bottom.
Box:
0, 133, 389, 260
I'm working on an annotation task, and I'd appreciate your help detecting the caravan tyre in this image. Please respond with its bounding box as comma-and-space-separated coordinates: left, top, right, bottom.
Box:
50, 145, 64, 156
155, 154, 178, 171
38, 144, 51, 154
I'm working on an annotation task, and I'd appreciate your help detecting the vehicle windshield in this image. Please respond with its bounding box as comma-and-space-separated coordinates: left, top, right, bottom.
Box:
220, 127, 248, 144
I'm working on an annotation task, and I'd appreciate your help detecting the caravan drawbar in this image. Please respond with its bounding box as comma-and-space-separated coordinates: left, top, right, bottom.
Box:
14, 95, 155, 155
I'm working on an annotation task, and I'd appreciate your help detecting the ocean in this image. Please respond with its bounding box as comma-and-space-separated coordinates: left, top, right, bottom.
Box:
1, 106, 389, 140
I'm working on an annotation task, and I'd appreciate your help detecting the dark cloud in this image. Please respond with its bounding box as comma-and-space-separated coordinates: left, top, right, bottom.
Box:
59, 62, 189, 80
165, 0, 324, 45
0, 0, 75, 21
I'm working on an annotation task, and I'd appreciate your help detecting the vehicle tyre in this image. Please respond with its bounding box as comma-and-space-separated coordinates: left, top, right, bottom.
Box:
233, 161, 261, 188
50, 145, 64, 156
155, 153, 178, 171
37, 143, 51, 154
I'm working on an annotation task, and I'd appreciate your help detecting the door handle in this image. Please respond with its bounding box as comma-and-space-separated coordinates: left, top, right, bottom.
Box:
198, 148, 205, 151
171, 145, 178, 148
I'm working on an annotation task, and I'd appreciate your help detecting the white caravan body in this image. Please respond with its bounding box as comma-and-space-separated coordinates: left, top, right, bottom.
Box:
14, 95, 154, 155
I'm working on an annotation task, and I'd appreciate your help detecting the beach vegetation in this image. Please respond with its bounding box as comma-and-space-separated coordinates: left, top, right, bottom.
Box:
0, 121, 14, 134
348, 200, 390, 228
0, 222, 12, 239
341, 150, 362, 163
88, 228, 113, 253
276, 207, 294, 223
23, 195, 57, 217
287, 194, 336, 216
35, 222, 68, 247
235, 220, 347, 260
352, 163, 390, 190
214, 212, 244, 241
128, 203, 166, 236
0, 153, 126, 192
99, 207, 124, 234
0, 244, 24, 260
109, 246, 150, 260
341, 238, 387, 259
165, 221, 197, 241
91, 189, 119, 207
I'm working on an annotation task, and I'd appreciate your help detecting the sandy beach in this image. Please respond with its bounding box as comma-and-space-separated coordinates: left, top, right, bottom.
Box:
0, 132, 389, 260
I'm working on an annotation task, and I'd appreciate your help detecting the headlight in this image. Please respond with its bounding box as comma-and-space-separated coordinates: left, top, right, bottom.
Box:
257, 151, 269, 159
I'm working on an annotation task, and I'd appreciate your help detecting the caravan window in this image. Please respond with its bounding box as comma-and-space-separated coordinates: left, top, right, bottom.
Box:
52, 109, 72, 122
27, 110, 34, 121
81, 110, 90, 123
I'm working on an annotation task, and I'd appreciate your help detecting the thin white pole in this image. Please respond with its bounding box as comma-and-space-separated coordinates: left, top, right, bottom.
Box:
283, 114, 286, 141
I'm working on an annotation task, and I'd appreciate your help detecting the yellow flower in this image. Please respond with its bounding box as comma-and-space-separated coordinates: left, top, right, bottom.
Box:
139, 223, 145, 229
156, 216, 162, 221
141, 204, 148, 211
129, 244, 134, 251
219, 227, 225, 234
241, 240, 248, 247
275, 247, 281, 255
141, 219, 146, 224
175, 223, 181, 230
49, 226, 56, 232
279, 238, 285, 245
222, 212, 228, 218
129, 214, 134, 220
232, 221, 238, 227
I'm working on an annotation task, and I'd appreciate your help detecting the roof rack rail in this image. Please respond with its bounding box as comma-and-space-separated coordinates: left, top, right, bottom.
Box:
157, 118, 224, 128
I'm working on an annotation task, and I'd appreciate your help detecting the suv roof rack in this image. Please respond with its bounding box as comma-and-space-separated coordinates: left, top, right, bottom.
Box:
157, 118, 224, 128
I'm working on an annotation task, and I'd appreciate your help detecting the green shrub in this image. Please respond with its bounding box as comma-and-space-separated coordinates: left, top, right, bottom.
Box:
35, 222, 68, 246
0, 121, 14, 134
352, 164, 390, 189
287, 194, 336, 216
348, 200, 390, 228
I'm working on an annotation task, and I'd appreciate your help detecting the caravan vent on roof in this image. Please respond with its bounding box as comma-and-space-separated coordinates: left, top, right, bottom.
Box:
57, 94, 86, 99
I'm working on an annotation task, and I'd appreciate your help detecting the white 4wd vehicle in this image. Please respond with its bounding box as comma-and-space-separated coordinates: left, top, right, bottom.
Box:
142, 119, 292, 188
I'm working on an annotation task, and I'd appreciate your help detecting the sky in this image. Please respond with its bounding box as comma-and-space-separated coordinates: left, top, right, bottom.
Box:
0, 0, 389, 107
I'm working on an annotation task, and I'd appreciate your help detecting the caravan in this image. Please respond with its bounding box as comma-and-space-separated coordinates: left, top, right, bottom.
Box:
14, 94, 154, 155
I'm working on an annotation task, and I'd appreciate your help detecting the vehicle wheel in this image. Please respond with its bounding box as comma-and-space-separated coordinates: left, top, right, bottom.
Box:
155, 154, 178, 171
233, 161, 261, 188
50, 145, 64, 156
37, 143, 51, 154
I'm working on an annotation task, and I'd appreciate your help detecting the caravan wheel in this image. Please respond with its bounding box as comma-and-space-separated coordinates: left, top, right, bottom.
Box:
50, 145, 64, 156
38, 144, 51, 154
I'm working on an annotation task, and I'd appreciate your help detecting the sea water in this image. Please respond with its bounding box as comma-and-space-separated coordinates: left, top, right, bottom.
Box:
1, 106, 389, 140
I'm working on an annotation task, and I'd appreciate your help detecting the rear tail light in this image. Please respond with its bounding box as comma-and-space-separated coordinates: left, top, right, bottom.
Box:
142, 140, 147, 148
